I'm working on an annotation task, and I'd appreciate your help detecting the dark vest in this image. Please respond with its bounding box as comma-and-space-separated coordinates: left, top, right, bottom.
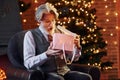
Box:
31, 28, 57, 72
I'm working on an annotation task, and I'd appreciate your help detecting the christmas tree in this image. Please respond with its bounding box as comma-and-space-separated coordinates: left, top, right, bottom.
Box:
46, 0, 113, 70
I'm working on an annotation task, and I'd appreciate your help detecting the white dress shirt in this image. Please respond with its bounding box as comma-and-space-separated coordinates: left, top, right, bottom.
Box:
23, 25, 50, 69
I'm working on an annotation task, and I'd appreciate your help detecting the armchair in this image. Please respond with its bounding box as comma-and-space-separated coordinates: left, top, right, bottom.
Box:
0, 55, 44, 80
0, 30, 101, 80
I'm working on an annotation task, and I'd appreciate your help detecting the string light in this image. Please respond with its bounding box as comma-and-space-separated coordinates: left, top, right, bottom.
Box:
20, 12, 22, 15
0, 68, 6, 80
34, 0, 38, 3
114, 41, 117, 45
113, 0, 116, 3
105, 12, 109, 15
110, 33, 113, 36
21, 3, 24, 7
106, 19, 109, 22
23, 19, 27, 23
114, 12, 118, 16
115, 26, 119, 29
105, 5, 108, 8
82, 40, 86, 44
105, 41, 108, 44
103, 28, 106, 31
104, 0, 107, 1
103, 0, 118, 44
88, 63, 90, 65
91, 1, 94, 4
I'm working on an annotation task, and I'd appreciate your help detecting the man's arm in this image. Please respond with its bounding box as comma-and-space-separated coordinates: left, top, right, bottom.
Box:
23, 31, 48, 69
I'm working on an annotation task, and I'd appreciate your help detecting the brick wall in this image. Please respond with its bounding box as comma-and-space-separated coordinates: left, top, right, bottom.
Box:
117, 0, 120, 78
92, 0, 120, 79
21, 0, 120, 79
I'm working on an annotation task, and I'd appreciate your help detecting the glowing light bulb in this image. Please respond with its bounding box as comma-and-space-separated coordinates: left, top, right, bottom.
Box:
34, 0, 38, 3
113, 0, 116, 3
106, 12, 109, 15
0, 68, 6, 80
114, 41, 117, 45
20, 12, 22, 15
91, 1, 94, 4
105, 5, 108, 8
23, 19, 27, 23
82, 41, 86, 44
105, 41, 108, 44
110, 33, 113, 36
106, 19, 109, 22
88, 63, 90, 65
115, 26, 119, 29
21, 4, 24, 7
114, 12, 118, 16
103, 28, 106, 31
58, 3, 61, 5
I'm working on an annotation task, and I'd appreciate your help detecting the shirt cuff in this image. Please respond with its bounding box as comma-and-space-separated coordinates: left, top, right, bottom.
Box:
39, 52, 48, 60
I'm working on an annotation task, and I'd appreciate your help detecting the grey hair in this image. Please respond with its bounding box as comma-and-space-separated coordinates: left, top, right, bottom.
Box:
35, 2, 59, 22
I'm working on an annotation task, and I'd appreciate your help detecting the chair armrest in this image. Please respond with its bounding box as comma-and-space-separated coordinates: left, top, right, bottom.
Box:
6, 67, 44, 80
0, 55, 44, 80
68, 64, 101, 80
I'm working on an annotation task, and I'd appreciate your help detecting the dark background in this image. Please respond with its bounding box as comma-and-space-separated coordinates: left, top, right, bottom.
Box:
0, 0, 22, 55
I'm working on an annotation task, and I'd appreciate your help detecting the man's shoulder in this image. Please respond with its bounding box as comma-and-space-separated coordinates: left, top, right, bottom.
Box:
25, 28, 39, 35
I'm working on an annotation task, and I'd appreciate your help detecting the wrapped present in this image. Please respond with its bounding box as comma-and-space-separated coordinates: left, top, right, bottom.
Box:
52, 33, 76, 64
52, 33, 74, 51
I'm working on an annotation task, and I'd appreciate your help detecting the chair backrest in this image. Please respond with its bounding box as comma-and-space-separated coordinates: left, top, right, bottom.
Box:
7, 30, 27, 69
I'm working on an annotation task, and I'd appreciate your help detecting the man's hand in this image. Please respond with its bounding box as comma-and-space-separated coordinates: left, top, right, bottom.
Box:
45, 49, 62, 56
45, 42, 62, 57
74, 36, 81, 49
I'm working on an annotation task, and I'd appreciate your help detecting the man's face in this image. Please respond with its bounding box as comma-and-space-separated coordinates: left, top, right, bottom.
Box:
40, 13, 56, 34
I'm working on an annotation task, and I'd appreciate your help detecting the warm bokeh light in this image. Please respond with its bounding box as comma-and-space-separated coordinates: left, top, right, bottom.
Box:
105, 5, 108, 8
114, 12, 118, 16
106, 19, 109, 22
115, 26, 119, 29
110, 33, 113, 36
0, 68, 6, 80
34, 0, 38, 3
113, 0, 117, 3
103, 28, 106, 31
23, 19, 27, 23
20, 12, 22, 15
114, 41, 117, 45
104, 0, 107, 1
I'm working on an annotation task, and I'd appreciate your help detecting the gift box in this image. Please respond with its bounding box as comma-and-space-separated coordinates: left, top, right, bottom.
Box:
52, 33, 74, 51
